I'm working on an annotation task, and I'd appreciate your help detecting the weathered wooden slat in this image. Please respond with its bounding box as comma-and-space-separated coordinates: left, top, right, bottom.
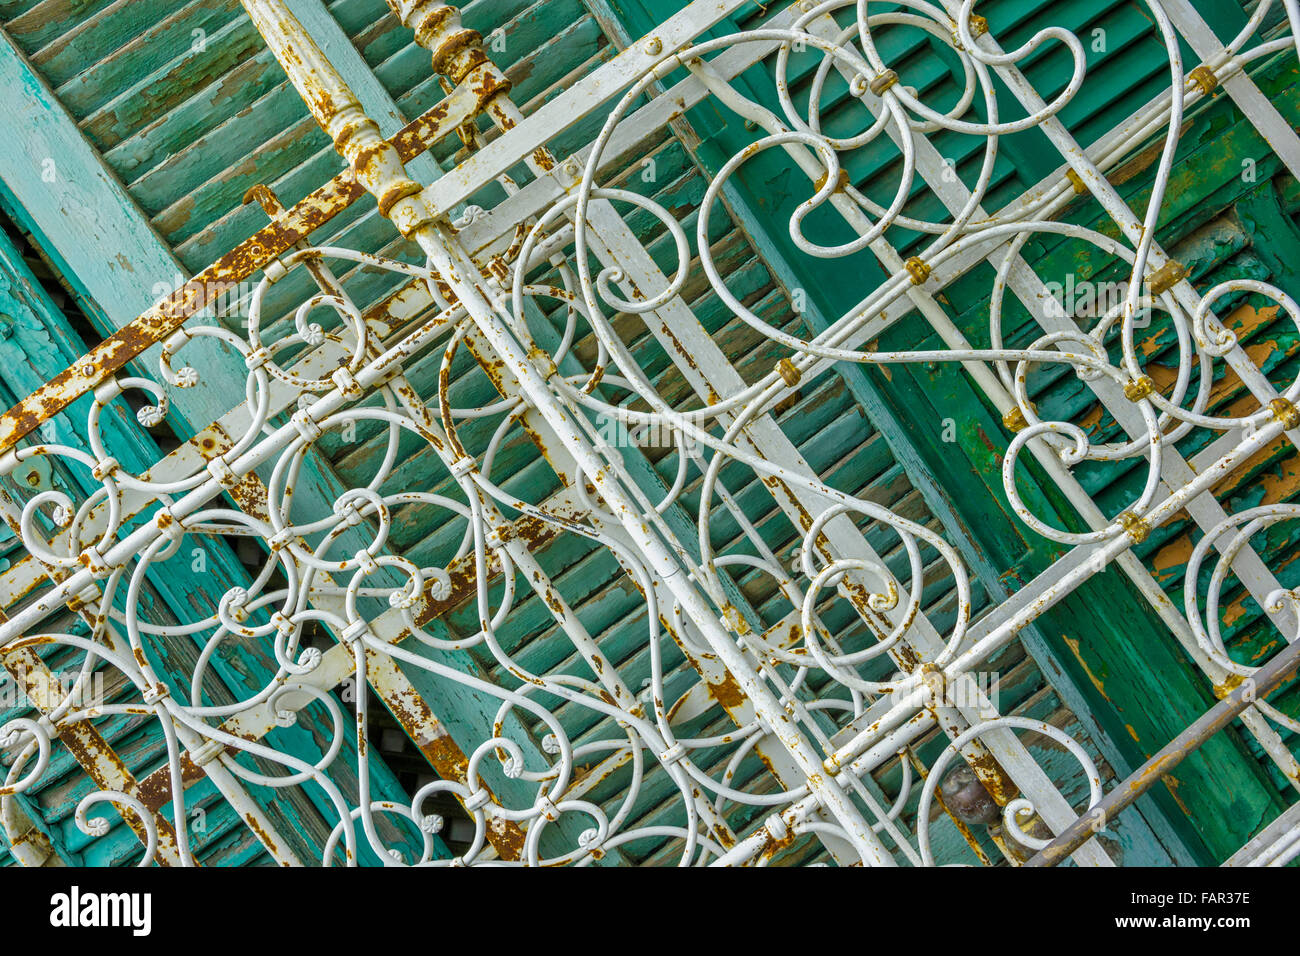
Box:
0, 7, 461, 862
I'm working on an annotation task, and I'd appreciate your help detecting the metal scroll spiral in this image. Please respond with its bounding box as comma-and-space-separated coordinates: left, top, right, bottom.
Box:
5, 0, 1300, 864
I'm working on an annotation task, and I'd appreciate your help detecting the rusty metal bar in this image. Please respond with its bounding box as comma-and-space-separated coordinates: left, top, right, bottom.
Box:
2, 0, 1299, 868
0, 81, 482, 455
1027, 634, 1300, 866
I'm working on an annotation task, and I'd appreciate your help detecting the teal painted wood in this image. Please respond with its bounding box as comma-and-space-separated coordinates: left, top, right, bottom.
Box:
0, 222, 441, 863
0, 0, 624, 866
276, 4, 607, 858
329, 7, 889, 854
0, 23, 444, 859
691, 0, 1295, 862
585, 0, 1232, 864
0, 1, 435, 431
300, 0, 1089, 862
2, 0, 1268, 866
0, 26, 238, 443
0, 0, 651, 863
0, 225, 273, 862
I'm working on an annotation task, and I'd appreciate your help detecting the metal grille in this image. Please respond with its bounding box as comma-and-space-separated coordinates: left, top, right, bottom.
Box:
1, 0, 1299, 866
